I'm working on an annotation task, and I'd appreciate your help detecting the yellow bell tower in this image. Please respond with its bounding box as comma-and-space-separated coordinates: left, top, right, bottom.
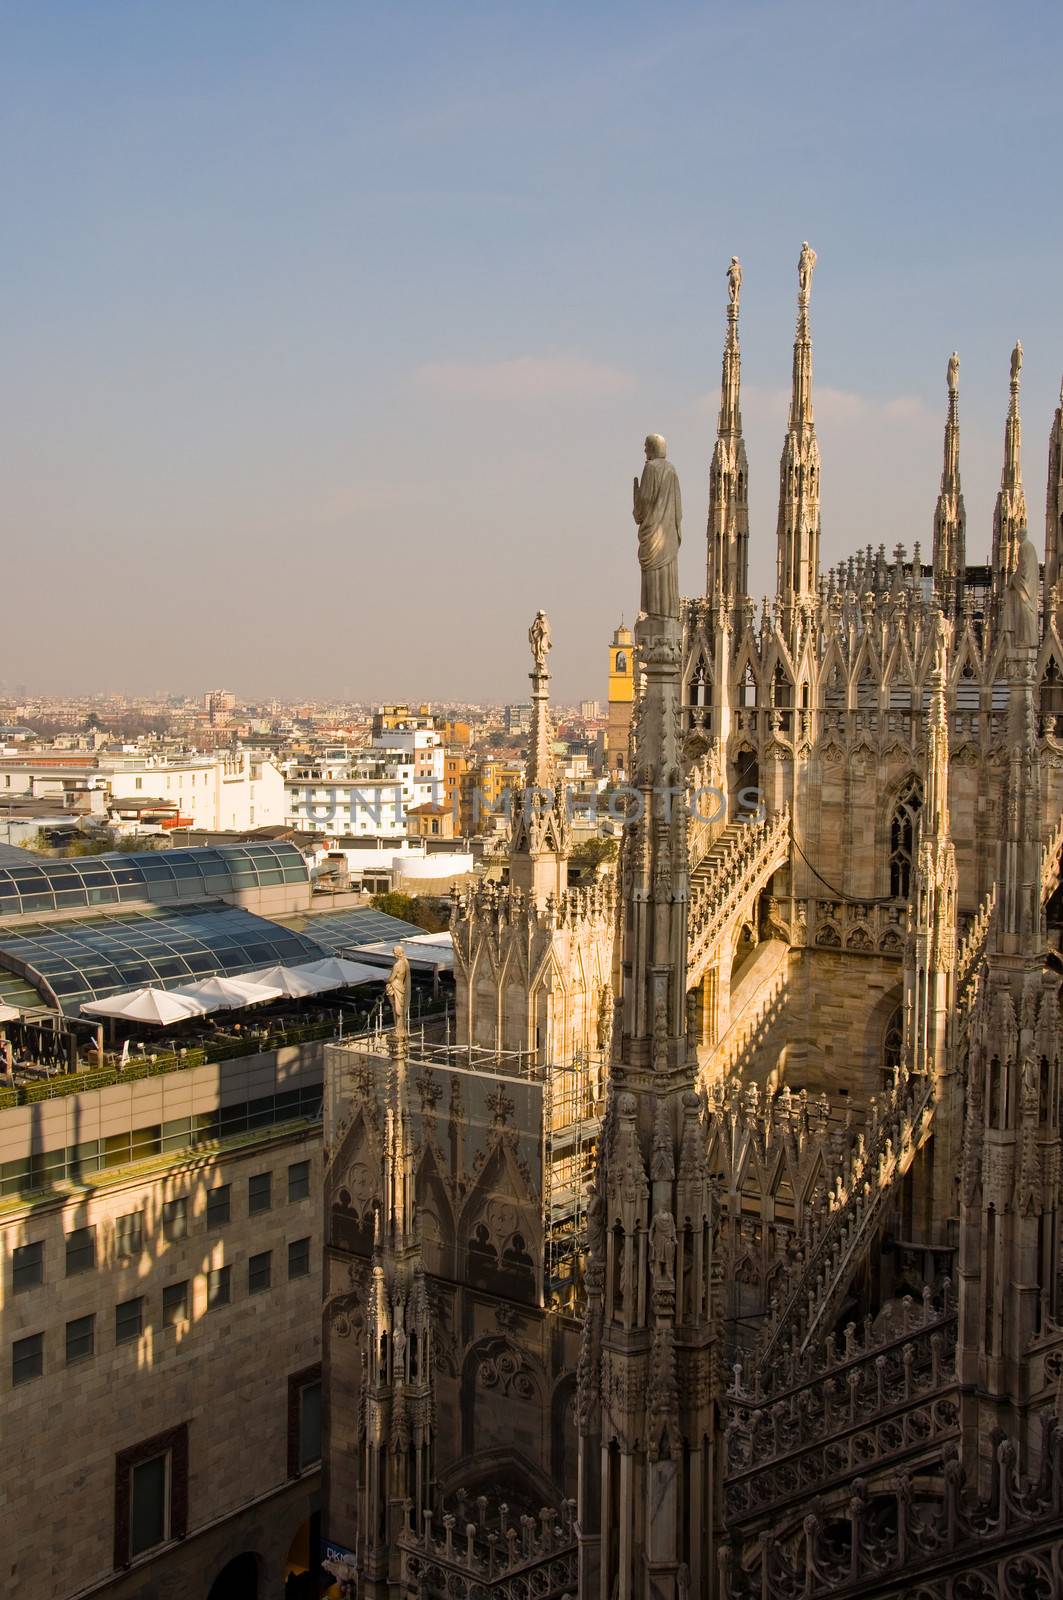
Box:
605, 621, 634, 778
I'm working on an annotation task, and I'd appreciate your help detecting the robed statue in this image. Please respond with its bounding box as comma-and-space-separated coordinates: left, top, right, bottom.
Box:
1004, 535, 1040, 652
947, 352, 959, 394
385, 945, 411, 1036
798, 240, 817, 301
633, 434, 682, 623
529, 609, 551, 670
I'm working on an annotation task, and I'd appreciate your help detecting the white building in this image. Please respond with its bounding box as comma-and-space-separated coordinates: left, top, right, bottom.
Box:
106, 752, 286, 833
0, 752, 287, 836
284, 729, 445, 838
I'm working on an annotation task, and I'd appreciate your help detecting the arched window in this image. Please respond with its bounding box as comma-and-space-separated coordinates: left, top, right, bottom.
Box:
882, 1004, 903, 1088
1041, 659, 1063, 733
739, 665, 757, 708
771, 664, 792, 707
889, 777, 922, 899
615, 651, 627, 674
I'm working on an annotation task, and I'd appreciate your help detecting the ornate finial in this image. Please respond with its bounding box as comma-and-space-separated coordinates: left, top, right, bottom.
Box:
529, 609, 551, 673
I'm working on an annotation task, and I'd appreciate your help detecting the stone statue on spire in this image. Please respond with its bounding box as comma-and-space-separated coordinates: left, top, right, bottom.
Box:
948, 352, 959, 394
633, 434, 682, 623
529, 609, 551, 671
385, 945, 411, 1038
1011, 340, 1023, 384
1004, 535, 1039, 651
798, 240, 817, 302
727, 256, 742, 308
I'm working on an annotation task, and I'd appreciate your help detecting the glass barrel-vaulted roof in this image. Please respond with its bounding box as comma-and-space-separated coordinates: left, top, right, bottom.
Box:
0, 841, 309, 920
0, 903, 328, 1015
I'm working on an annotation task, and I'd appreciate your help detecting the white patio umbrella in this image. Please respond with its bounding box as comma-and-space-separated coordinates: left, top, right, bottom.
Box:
81, 986, 209, 1025
178, 974, 284, 1010
295, 957, 383, 990
242, 963, 332, 999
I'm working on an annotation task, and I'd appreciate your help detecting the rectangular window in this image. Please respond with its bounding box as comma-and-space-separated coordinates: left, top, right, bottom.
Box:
287, 1363, 323, 1476
298, 1379, 322, 1470
206, 1184, 231, 1227
162, 1197, 188, 1242
116, 1296, 144, 1345
130, 1453, 168, 1556
207, 1265, 231, 1311
162, 1282, 189, 1328
115, 1211, 144, 1261
12, 1240, 43, 1292
248, 1250, 272, 1294
288, 1237, 311, 1280
248, 1171, 272, 1215
114, 1426, 188, 1569
12, 1331, 43, 1385
287, 1160, 310, 1202
65, 1225, 96, 1276
66, 1313, 95, 1364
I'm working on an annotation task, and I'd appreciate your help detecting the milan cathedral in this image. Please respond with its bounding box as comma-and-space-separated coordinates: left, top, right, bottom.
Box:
322, 245, 1063, 1597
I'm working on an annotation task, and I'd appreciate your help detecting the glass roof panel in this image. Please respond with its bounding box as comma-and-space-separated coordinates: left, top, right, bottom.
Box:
0, 903, 326, 1015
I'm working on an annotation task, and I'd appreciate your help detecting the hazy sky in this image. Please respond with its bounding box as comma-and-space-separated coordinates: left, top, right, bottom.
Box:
3, 1, 1061, 703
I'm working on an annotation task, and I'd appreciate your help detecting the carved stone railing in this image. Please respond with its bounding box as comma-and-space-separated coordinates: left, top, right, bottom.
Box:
954, 884, 996, 1028
398, 1497, 578, 1600
686, 746, 726, 873
811, 897, 907, 958
726, 1287, 958, 1527
719, 1423, 1063, 1600
704, 939, 790, 1085
758, 1073, 936, 1365
687, 808, 792, 987
1041, 812, 1063, 905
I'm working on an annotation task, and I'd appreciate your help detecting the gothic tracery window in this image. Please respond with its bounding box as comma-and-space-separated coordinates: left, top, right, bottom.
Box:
882, 1004, 903, 1089
889, 777, 922, 899
1041, 659, 1063, 733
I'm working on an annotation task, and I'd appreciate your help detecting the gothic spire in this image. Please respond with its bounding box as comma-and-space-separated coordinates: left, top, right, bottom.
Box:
776, 242, 821, 615
992, 341, 1028, 590
1046, 376, 1063, 610
509, 610, 568, 904
706, 256, 749, 601
932, 352, 966, 614
526, 608, 555, 790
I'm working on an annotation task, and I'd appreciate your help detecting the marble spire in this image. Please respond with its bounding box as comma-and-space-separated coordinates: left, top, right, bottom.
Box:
1045, 376, 1063, 611
508, 610, 568, 904
905, 614, 958, 1225
706, 256, 749, 602
992, 341, 1028, 590
932, 352, 966, 614
776, 242, 821, 616
576, 443, 715, 1600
